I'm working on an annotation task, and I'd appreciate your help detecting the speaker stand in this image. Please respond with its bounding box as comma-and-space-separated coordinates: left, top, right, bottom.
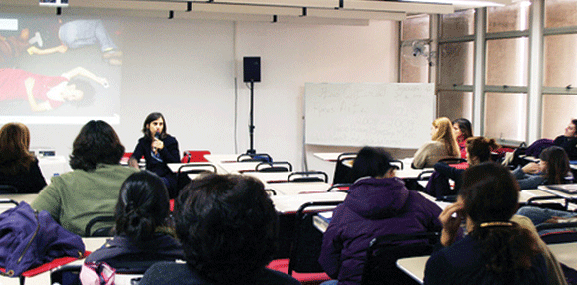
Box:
247, 80, 256, 155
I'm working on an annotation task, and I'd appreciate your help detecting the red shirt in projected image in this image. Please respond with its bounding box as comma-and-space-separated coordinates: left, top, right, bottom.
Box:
0, 68, 67, 109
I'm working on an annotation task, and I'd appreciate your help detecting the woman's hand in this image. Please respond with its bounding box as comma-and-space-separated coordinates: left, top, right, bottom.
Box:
151, 139, 164, 154
439, 201, 465, 247
522, 162, 540, 174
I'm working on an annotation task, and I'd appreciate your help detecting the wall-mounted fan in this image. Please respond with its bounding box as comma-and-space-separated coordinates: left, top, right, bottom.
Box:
401, 40, 434, 67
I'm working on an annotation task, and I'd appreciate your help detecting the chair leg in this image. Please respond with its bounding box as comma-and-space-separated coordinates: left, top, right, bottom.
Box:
20, 276, 25, 285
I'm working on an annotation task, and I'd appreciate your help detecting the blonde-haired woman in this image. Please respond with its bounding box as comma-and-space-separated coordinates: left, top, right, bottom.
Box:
412, 117, 460, 169
0, 122, 46, 193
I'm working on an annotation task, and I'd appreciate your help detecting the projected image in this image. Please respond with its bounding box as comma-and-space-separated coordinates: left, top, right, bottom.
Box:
0, 14, 121, 124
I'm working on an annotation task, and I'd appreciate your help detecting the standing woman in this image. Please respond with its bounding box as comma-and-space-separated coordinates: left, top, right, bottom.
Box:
0, 122, 46, 193
452, 118, 473, 159
424, 163, 549, 284
129, 112, 180, 198
412, 117, 460, 169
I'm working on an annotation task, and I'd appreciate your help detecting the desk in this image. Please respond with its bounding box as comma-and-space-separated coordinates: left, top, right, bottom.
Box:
313, 153, 343, 162
270, 192, 347, 214
268, 182, 332, 195
217, 161, 261, 174
204, 154, 242, 164
38, 156, 70, 184
549, 242, 577, 270
244, 172, 291, 183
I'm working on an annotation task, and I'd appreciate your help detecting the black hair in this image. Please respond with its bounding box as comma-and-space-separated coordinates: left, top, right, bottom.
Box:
539, 146, 570, 185
453, 118, 473, 140
142, 112, 167, 139
69, 120, 125, 171
174, 174, 278, 284
571, 119, 577, 129
68, 78, 95, 108
115, 171, 170, 242
460, 162, 540, 275
349, 146, 395, 181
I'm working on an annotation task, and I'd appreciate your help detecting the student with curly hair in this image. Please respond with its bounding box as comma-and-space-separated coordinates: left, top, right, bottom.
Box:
138, 174, 299, 285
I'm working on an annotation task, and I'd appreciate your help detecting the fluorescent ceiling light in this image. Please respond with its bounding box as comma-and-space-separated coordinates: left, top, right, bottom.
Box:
343, 0, 453, 14
308, 8, 406, 21
69, 0, 189, 11
211, 0, 340, 9
400, 0, 507, 8
192, 2, 303, 16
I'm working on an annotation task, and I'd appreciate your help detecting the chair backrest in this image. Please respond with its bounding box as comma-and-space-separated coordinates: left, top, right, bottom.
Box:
333, 153, 357, 184
361, 231, 440, 285
288, 171, 328, 183
256, 161, 292, 172
0, 185, 19, 194
181, 150, 211, 163
237, 153, 272, 163
176, 163, 218, 190
537, 222, 577, 244
51, 263, 146, 285
85, 216, 115, 237
390, 159, 404, 170
288, 201, 343, 275
327, 183, 352, 192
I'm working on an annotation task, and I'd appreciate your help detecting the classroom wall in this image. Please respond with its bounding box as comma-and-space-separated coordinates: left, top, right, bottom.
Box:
27, 16, 399, 178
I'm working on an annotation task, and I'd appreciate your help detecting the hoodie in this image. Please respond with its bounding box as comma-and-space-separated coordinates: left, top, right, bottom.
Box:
318, 177, 442, 285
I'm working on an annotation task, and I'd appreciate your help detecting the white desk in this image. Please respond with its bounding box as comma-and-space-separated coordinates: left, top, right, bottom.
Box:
244, 172, 291, 184
313, 153, 344, 162
267, 182, 332, 195
38, 156, 70, 184
396, 168, 434, 180
270, 192, 347, 214
204, 154, 243, 164
396, 256, 428, 284
218, 161, 262, 174
549, 242, 577, 270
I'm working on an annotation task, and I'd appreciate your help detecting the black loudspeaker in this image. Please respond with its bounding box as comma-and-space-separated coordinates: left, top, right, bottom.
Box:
243, 57, 261, 83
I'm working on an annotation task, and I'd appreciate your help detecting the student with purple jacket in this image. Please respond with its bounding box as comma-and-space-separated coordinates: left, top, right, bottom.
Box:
318, 146, 443, 285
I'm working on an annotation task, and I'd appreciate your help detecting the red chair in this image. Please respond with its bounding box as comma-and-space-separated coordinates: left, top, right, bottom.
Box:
181, 150, 211, 163
267, 201, 342, 285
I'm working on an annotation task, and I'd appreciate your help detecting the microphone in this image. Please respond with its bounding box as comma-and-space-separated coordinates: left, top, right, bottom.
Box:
153, 132, 160, 153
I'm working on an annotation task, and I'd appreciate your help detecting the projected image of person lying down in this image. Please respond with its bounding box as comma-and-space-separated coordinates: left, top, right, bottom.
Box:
0, 67, 108, 112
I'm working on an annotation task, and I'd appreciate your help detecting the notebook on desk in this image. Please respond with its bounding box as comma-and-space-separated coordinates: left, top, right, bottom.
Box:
539, 184, 577, 194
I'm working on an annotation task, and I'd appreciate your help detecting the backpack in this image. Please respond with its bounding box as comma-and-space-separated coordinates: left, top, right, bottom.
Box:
0, 202, 85, 277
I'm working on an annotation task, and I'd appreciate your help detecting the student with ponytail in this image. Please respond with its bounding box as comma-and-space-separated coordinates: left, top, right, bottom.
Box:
85, 171, 184, 268
424, 163, 564, 285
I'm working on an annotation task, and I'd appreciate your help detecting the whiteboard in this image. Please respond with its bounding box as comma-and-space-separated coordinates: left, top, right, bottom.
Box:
304, 83, 436, 149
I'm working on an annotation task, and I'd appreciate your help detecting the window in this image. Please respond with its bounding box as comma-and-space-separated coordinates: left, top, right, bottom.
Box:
484, 92, 527, 141
437, 91, 473, 121
400, 14, 430, 83
485, 38, 529, 86
440, 9, 475, 38
545, 0, 577, 28
487, 2, 530, 33
543, 34, 577, 87
542, 94, 577, 139
439, 41, 474, 86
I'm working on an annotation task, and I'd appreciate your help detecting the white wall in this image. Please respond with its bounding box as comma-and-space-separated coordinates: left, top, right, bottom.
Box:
27, 17, 399, 179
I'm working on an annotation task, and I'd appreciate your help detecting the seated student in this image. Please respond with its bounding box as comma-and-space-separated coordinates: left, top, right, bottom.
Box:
452, 118, 473, 159
318, 146, 443, 285
0, 122, 46, 193
432, 136, 500, 193
424, 163, 558, 285
553, 119, 577, 160
138, 174, 300, 285
412, 117, 461, 169
512, 146, 572, 190
31, 120, 139, 236
517, 205, 577, 233
85, 171, 184, 268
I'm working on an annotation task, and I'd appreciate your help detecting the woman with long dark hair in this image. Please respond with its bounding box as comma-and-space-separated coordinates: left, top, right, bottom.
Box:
512, 146, 572, 190
424, 163, 552, 284
85, 171, 183, 267
129, 112, 181, 198
0, 122, 46, 193
452, 118, 473, 159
